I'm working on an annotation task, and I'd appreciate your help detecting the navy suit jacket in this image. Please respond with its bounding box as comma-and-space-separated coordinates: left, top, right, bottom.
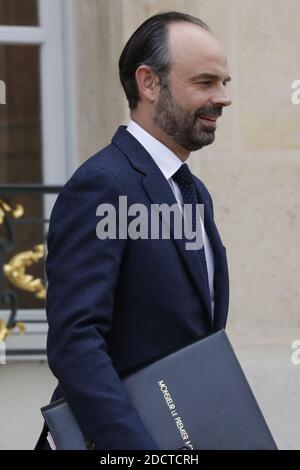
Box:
35, 125, 229, 450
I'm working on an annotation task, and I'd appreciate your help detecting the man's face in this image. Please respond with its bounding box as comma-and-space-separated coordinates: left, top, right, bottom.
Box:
153, 22, 231, 152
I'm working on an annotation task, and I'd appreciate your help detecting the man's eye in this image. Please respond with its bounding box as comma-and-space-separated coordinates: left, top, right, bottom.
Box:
199, 81, 213, 86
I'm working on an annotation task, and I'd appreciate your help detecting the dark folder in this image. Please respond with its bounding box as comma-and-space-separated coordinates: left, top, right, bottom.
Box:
41, 329, 278, 450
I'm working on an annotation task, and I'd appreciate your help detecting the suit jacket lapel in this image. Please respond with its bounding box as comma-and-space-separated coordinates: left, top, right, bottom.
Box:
112, 126, 214, 326
142, 171, 213, 325
194, 179, 229, 329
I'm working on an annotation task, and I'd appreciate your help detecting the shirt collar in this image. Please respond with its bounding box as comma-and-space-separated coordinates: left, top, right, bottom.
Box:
126, 119, 184, 180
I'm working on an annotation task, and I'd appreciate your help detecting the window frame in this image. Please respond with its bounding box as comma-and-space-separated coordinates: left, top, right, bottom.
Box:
0, 0, 74, 360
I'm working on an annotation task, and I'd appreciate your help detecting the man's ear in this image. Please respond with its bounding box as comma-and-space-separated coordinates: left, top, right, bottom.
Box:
135, 65, 160, 104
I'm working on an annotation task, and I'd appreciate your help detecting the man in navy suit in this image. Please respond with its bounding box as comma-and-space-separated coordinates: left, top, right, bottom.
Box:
35, 11, 231, 450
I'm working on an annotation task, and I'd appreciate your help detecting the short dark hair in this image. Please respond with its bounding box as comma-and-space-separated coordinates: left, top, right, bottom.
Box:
118, 11, 210, 110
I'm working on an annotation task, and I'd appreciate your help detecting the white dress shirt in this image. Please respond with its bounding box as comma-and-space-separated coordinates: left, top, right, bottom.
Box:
126, 119, 215, 318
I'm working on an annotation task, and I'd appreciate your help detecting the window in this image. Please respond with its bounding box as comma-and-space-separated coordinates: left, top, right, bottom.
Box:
0, 0, 39, 27
0, 0, 70, 359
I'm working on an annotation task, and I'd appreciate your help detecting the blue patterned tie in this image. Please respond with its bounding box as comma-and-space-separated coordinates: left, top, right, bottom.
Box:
172, 163, 211, 299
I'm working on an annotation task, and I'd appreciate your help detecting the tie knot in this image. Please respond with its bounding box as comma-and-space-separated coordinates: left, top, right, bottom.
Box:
172, 163, 194, 187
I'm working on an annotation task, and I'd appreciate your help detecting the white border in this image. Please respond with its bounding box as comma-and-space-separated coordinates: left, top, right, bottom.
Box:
0, 26, 45, 44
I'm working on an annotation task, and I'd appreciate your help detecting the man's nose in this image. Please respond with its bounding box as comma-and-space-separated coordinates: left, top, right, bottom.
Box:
210, 89, 232, 108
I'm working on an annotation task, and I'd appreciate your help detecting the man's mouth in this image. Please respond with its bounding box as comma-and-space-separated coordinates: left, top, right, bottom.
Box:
197, 115, 218, 122
196, 115, 219, 128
